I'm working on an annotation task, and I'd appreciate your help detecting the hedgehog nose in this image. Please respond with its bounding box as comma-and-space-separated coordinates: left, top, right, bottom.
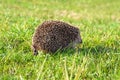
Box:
34, 50, 38, 56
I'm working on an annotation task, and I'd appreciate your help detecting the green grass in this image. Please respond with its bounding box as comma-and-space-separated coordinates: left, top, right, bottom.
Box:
0, 0, 120, 80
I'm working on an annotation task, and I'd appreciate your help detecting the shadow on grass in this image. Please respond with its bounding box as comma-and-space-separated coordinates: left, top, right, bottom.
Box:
81, 44, 119, 54
52, 43, 119, 56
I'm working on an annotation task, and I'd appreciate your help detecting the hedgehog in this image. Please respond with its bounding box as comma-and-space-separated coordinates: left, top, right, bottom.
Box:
32, 20, 82, 55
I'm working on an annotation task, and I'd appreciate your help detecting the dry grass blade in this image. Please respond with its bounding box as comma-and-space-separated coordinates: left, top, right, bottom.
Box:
74, 66, 82, 80
36, 56, 47, 80
64, 57, 69, 80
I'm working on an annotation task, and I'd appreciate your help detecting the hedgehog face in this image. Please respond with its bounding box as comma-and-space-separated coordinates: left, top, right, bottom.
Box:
31, 45, 38, 55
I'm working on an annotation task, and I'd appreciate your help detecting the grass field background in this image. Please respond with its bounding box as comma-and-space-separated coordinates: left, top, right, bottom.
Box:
0, 0, 120, 80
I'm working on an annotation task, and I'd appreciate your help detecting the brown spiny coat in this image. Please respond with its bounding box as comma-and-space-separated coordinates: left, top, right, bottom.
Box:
32, 21, 82, 55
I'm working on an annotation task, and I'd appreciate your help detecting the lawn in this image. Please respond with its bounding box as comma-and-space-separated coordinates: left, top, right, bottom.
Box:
0, 0, 120, 80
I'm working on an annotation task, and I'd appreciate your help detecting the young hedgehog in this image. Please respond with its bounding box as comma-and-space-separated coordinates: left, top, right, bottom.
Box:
32, 21, 82, 55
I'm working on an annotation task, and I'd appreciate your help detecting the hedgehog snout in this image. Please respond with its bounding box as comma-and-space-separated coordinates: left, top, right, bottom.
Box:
31, 45, 38, 55
33, 49, 38, 55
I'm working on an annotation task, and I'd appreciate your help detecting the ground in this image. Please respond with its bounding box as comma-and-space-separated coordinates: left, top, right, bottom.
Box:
0, 0, 120, 80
